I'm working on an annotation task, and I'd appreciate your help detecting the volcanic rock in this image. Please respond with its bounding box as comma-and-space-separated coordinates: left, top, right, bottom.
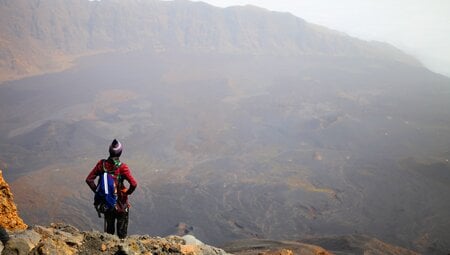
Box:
2, 223, 232, 255
0, 170, 27, 231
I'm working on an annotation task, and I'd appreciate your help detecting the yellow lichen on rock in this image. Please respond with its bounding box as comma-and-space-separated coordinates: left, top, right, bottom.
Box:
0, 170, 28, 230
180, 244, 201, 255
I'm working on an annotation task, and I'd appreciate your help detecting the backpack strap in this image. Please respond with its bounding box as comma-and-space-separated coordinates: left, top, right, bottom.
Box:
101, 159, 124, 187
102, 159, 122, 174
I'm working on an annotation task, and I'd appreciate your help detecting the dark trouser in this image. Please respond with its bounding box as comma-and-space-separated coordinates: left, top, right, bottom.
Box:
104, 209, 129, 239
0, 226, 9, 245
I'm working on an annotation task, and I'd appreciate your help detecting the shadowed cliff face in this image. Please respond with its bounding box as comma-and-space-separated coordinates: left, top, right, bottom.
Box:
0, 170, 27, 231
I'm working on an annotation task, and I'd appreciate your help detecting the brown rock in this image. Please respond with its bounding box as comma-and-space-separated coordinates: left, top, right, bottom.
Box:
100, 243, 107, 252
180, 244, 200, 255
0, 170, 28, 230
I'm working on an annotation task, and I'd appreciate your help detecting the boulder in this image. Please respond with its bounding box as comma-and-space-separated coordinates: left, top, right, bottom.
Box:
2, 229, 41, 255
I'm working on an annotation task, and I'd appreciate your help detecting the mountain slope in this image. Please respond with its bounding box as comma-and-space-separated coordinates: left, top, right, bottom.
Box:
0, 166, 419, 255
3, 52, 449, 254
0, 0, 418, 82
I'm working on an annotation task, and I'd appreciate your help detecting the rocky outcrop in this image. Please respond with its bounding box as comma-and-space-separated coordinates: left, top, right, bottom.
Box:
0, 170, 27, 231
1, 223, 231, 255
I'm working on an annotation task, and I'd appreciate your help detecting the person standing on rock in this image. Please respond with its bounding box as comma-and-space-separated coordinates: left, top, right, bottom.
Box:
86, 139, 138, 239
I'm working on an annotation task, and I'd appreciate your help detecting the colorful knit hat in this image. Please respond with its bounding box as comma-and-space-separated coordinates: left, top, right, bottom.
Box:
109, 139, 122, 157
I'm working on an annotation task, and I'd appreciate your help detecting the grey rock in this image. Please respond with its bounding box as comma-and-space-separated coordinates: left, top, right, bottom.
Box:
30, 239, 58, 255
2, 237, 33, 255
32, 226, 53, 238
197, 245, 232, 255
182, 235, 231, 255
182, 234, 204, 245
49, 223, 79, 235
2, 229, 41, 255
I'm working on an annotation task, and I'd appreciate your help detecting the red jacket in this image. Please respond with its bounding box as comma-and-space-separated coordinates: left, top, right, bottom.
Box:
86, 159, 137, 212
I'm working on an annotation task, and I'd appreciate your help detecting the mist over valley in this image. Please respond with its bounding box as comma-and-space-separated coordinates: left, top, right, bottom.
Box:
0, 1, 449, 254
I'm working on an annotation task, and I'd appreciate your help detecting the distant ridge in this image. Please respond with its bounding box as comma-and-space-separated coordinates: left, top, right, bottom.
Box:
0, 0, 419, 82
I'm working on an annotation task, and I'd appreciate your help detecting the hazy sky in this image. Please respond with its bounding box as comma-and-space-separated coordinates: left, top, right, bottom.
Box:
195, 0, 450, 77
